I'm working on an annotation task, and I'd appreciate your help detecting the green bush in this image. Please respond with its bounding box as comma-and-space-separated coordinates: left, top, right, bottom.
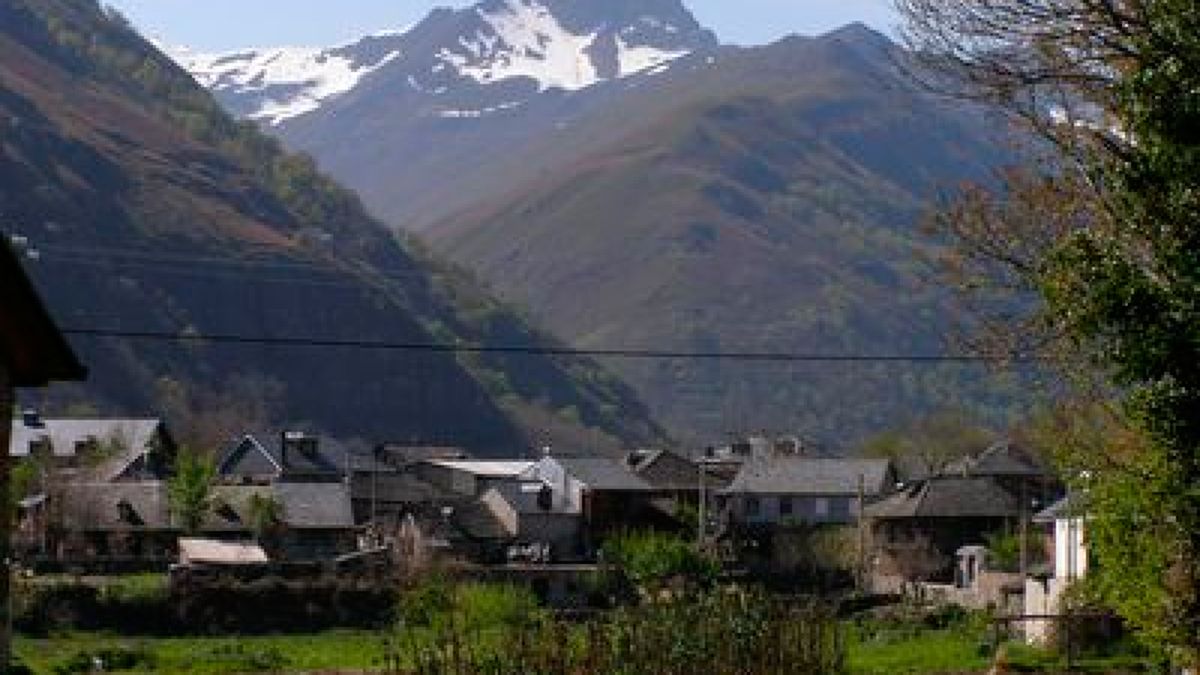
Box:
454, 583, 541, 632
398, 579, 543, 634
397, 575, 455, 630
602, 532, 719, 593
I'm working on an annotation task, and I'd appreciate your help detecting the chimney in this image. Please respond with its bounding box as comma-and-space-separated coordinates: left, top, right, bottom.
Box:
281, 431, 305, 471
21, 409, 43, 429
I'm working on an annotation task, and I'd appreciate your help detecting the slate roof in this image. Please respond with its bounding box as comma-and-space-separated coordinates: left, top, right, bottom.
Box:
942, 441, 1049, 478
210, 482, 354, 531
11, 418, 169, 481
864, 476, 1021, 520
721, 458, 893, 496
217, 432, 344, 479
56, 482, 173, 531
1033, 494, 1088, 523
627, 449, 727, 491
0, 240, 86, 386
555, 456, 656, 492
274, 481, 355, 529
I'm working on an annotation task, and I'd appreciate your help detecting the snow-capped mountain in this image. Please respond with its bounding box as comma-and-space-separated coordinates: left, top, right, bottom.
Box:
170, 33, 406, 125
175, 0, 716, 125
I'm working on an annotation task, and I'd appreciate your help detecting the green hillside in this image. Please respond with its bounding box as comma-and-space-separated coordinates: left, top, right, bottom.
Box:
0, 0, 663, 454
430, 29, 1034, 444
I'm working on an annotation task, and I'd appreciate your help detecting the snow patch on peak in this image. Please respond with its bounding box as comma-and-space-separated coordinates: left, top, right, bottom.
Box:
439, 0, 600, 92
174, 46, 400, 125
615, 37, 688, 78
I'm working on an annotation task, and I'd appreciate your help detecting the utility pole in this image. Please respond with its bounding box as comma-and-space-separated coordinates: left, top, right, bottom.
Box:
857, 473, 866, 591
697, 457, 706, 547
1019, 481, 1028, 579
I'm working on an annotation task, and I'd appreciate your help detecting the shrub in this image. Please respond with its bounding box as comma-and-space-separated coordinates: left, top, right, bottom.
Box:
454, 583, 541, 632
390, 589, 846, 675
602, 532, 718, 595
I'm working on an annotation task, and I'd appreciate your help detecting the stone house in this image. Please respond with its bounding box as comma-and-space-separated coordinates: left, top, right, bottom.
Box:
719, 457, 895, 526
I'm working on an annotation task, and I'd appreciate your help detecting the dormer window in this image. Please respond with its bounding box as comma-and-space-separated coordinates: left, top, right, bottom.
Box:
116, 499, 144, 527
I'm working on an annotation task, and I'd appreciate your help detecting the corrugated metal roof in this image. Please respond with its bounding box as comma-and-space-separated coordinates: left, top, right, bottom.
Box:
722, 458, 893, 496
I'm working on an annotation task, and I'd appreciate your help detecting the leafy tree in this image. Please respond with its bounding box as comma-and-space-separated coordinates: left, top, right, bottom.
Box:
168, 449, 214, 535
899, 0, 1200, 664
602, 532, 718, 595
246, 492, 286, 557
860, 409, 994, 479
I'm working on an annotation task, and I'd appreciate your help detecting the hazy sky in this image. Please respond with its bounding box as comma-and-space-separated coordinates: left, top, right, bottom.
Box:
103, 0, 898, 52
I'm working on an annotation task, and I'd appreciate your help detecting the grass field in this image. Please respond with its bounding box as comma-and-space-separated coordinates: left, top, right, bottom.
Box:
17, 631, 387, 674
16, 628, 1154, 674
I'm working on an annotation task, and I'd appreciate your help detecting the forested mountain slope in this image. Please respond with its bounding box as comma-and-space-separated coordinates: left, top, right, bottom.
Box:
0, 0, 663, 454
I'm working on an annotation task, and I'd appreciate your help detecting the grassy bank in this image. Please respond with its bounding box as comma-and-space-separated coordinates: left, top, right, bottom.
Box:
15, 628, 1152, 674
16, 631, 384, 674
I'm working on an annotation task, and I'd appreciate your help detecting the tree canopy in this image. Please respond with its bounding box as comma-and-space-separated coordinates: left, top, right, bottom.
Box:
898, 0, 1200, 663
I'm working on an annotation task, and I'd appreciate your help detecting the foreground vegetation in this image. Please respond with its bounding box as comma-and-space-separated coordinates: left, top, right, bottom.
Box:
11, 580, 1156, 675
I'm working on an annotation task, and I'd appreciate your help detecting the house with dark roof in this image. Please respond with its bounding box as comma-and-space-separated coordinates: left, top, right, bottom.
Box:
10, 414, 176, 481
864, 475, 1025, 585
521, 454, 658, 551
941, 441, 1060, 507
37, 479, 357, 564
718, 457, 895, 526
211, 431, 357, 558
44, 482, 175, 564
626, 449, 729, 497
217, 431, 346, 484
206, 482, 356, 560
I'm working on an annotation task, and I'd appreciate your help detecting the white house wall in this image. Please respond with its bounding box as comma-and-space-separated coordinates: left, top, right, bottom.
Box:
1054, 517, 1087, 580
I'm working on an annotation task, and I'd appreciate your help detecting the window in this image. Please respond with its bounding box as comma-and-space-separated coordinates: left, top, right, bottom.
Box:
814, 497, 829, 517
779, 496, 794, 516
745, 497, 761, 517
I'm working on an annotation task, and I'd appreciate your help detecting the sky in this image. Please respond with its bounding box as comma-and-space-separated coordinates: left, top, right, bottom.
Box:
102, 0, 898, 52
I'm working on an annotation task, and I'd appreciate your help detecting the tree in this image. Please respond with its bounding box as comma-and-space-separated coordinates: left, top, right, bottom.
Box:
168, 449, 214, 535
860, 409, 994, 479
246, 492, 286, 558
898, 0, 1200, 664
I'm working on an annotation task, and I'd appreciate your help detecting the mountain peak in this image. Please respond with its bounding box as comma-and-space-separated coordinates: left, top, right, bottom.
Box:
174, 0, 717, 124
436, 0, 716, 91
821, 22, 894, 51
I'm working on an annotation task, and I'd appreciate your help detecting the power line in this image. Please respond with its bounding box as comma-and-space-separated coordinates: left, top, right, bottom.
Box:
60, 326, 1040, 364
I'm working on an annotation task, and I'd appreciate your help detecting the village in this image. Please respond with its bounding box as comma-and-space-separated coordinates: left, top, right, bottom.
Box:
2, 0, 1195, 672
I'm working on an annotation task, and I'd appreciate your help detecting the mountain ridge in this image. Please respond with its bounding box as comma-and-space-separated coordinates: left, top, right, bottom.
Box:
0, 0, 665, 454
175, 0, 717, 127
169, 3, 1034, 444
